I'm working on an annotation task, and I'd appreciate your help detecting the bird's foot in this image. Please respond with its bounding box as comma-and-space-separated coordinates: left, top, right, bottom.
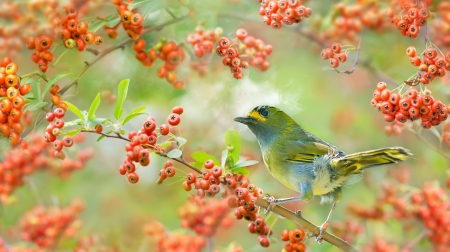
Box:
315, 222, 329, 244
263, 195, 278, 215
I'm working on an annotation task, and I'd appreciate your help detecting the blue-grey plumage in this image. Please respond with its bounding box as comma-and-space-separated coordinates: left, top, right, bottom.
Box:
234, 105, 412, 205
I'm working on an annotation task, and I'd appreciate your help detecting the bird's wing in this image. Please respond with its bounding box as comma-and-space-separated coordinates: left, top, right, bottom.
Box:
285, 140, 335, 164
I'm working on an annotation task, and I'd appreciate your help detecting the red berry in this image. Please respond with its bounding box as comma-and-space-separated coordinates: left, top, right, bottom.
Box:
172, 106, 183, 115
159, 124, 170, 135
167, 113, 181, 126
46, 112, 55, 122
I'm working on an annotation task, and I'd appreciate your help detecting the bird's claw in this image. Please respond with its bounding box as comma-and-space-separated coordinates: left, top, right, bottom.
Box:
263, 195, 277, 215
315, 222, 329, 244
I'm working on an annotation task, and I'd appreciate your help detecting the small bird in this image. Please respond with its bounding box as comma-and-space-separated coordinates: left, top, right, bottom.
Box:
234, 105, 412, 240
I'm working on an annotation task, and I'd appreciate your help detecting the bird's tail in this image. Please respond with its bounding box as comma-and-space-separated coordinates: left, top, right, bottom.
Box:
331, 147, 412, 175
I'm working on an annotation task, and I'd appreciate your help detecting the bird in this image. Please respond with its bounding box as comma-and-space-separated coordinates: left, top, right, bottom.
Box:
234, 105, 412, 241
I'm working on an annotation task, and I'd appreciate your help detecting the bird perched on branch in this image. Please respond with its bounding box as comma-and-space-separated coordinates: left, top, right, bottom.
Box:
234, 105, 412, 241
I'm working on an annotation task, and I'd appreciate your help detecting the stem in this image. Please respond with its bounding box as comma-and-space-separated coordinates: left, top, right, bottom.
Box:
401, 229, 428, 251
19, 72, 49, 82
413, 130, 450, 160
255, 198, 360, 252
333, 29, 365, 75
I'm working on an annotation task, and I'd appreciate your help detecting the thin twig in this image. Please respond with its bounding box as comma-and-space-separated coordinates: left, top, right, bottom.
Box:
86, 48, 100, 56
333, 29, 365, 74
165, 8, 177, 19
255, 198, 360, 252
19, 72, 49, 82
413, 130, 450, 160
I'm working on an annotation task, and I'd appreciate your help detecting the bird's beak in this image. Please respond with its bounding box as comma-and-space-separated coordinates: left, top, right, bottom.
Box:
234, 116, 256, 124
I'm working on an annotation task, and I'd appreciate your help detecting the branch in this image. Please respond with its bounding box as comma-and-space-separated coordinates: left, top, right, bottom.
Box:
255, 198, 361, 252
23, 15, 187, 136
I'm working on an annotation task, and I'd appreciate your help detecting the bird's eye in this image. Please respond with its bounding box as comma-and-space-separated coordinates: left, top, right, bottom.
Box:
259, 107, 269, 117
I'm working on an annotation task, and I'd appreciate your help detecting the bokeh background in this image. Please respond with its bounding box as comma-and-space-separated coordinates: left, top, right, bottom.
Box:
1, 0, 449, 251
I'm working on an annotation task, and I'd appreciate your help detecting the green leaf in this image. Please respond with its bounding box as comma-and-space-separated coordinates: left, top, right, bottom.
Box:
224, 129, 241, 165
88, 19, 105, 33
177, 137, 187, 148
26, 101, 48, 111
25, 78, 41, 99
131, 0, 163, 13
107, 15, 121, 28
63, 119, 84, 127
122, 113, 147, 125
167, 149, 182, 158
114, 79, 130, 120
228, 167, 249, 175
225, 154, 234, 168
159, 142, 171, 148
120, 106, 147, 125
88, 93, 101, 120
41, 73, 77, 100
65, 101, 86, 121
64, 129, 81, 137
221, 150, 228, 167
97, 135, 106, 142
192, 152, 220, 168
232, 160, 259, 168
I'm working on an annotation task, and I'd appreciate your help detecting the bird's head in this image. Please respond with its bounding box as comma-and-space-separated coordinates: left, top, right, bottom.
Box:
234, 106, 296, 141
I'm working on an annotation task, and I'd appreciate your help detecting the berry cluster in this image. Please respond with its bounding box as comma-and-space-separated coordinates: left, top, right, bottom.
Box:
0, 133, 92, 203
363, 237, 401, 252
45, 108, 75, 159
226, 174, 273, 248
119, 106, 183, 184
48, 84, 68, 111
216, 28, 272, 79
143, 220, 207, 252
434, 2, 450, 47
371, 83, 449, 129
257, 0, 313, 29
329, 220, 364, 245
0, 57, 32, 147
187, 25, 221, 58
109, 0, 144, 40
182, 160, 223, 198
322, 4, 365, 42
131, 38, 186, 89
19, 199, 85, 248
320, 42, 348, 68
348, 167, 450, 251
442, 121, 450, 149
179, 195, 234, 236
391, 1, 430, 38
384, 121, 404, 137
75, 234, 119, 252
280, 229, 307, 252
406, 46, 449, 85
26, 35, 54, 72
60, 7, 103, 52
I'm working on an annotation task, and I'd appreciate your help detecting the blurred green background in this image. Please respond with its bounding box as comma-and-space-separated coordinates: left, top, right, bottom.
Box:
1, 0, 449, 251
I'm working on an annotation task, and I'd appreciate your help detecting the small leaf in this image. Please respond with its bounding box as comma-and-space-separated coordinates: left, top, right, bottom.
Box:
167, 149, 182, 158
64, 129, 81, 137
63, 119, 84, 127
64, 101, 85, 121
159, 142, 171, 148
225, 154, 234, 168
41, 73, 78, 100
88, 93, 101, 120
88, 19, 105, 33
121, 106, 147, 125
229, 167, 249, 175
26, 101, 48, 111
177, 137, 187, 148
221, 150, 228, 168
191, 152, 220, 167
97, 135, 106, 142
233, 160, 259, 168
107, 15, 121, 28
224, 129, 241, 165
114, 79, 130, 120
86, 118, 109, 128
